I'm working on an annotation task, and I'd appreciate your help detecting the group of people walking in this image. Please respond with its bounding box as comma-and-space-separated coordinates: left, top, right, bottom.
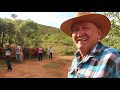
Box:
38, 46, 53, 61
5, 44, 53, 71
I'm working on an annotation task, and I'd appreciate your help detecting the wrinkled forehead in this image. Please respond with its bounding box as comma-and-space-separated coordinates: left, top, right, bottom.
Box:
71, 21, 98, 28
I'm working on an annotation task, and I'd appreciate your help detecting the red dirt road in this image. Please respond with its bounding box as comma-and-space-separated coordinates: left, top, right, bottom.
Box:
0, 56, 73, 78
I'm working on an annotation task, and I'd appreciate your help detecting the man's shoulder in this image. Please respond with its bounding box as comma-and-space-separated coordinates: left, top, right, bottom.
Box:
102, 46, 120, 56
104, 47, 119, 52
98, 42, 119, 53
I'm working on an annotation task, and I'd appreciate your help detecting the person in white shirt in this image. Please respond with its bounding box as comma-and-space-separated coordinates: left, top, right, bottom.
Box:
49, 47, 53, 60
15, 46, 21, 63
5, 43, 12, 71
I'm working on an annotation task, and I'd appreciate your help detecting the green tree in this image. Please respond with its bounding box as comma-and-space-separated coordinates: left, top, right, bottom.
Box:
19, 19, 40, 47
101, 12, 120, 50
103, 12, 120, 30
11, 14, 17, 20
0, 18, 16, 47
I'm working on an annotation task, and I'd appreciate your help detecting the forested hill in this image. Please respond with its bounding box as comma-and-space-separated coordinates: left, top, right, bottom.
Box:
0, 18, 76, 55
0, 13, 120, 55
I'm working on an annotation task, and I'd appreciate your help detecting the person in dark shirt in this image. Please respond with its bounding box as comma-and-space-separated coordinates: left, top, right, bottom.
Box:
5, 43, 12, 71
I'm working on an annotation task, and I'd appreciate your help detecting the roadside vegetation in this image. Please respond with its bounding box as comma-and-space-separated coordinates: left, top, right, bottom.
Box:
0, 12, 120, 56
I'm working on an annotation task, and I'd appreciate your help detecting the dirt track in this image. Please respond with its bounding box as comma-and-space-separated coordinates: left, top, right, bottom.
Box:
0, 56, 73, 78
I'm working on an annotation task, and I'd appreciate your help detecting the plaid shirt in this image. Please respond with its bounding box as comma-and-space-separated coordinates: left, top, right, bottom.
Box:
68, 42, 120, 78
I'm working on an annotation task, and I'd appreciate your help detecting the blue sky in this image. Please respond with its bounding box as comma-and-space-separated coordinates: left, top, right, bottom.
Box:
0, 12, 75, 28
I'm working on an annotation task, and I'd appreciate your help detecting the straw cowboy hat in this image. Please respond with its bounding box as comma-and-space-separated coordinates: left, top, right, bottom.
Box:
60, 12, 111, 40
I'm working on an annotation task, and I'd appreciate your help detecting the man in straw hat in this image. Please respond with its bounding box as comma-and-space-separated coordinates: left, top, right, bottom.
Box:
5, 43, 12, 71
60, 12, 120, 78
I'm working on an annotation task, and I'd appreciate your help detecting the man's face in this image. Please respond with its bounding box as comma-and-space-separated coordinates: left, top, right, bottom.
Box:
71, 22, 101, 53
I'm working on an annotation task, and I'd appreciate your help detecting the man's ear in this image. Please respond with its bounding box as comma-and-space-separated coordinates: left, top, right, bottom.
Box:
98, 28, 102, 40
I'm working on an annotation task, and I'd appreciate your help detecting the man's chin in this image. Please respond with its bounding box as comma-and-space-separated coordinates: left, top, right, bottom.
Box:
77, 46, 86, 51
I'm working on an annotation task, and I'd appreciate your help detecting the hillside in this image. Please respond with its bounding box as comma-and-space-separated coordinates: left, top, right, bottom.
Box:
11, 19, 120, 55
0, 18, 120, 56
36, 24, 77, 55
37, 24, 120, 56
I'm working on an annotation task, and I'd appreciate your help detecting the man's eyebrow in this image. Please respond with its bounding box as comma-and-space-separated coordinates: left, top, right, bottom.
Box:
71, 25, 79, 31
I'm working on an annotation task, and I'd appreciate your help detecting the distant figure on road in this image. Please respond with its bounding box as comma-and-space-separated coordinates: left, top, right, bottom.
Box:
49, 47, 53, 60
38, 47, 43, 61
15, 46, 21, 63
5, 43, 12, 71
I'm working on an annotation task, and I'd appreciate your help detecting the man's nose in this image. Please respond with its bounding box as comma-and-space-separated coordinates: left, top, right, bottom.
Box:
77, 29, 84, 37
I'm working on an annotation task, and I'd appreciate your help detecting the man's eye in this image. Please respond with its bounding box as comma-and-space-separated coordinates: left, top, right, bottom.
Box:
83, 27, 88, 29
83, 27, 89, 29
72, 28, 79, 32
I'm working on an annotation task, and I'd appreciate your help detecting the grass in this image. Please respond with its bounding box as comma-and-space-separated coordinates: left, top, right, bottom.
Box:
0, 60, 6, 66
42, 58, 70, 77
0, 60, 6, 70
42, 58, 70, 70
57, 59, 70, 62
43, 62, 59, 69
42, 60, 65, 77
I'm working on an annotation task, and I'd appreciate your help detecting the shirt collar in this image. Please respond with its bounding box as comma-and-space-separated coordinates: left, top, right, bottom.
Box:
74, 41, 103, 63
89, 41, 102, 57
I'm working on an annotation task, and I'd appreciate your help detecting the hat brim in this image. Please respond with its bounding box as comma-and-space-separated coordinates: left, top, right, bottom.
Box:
60, 14, 111, 40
